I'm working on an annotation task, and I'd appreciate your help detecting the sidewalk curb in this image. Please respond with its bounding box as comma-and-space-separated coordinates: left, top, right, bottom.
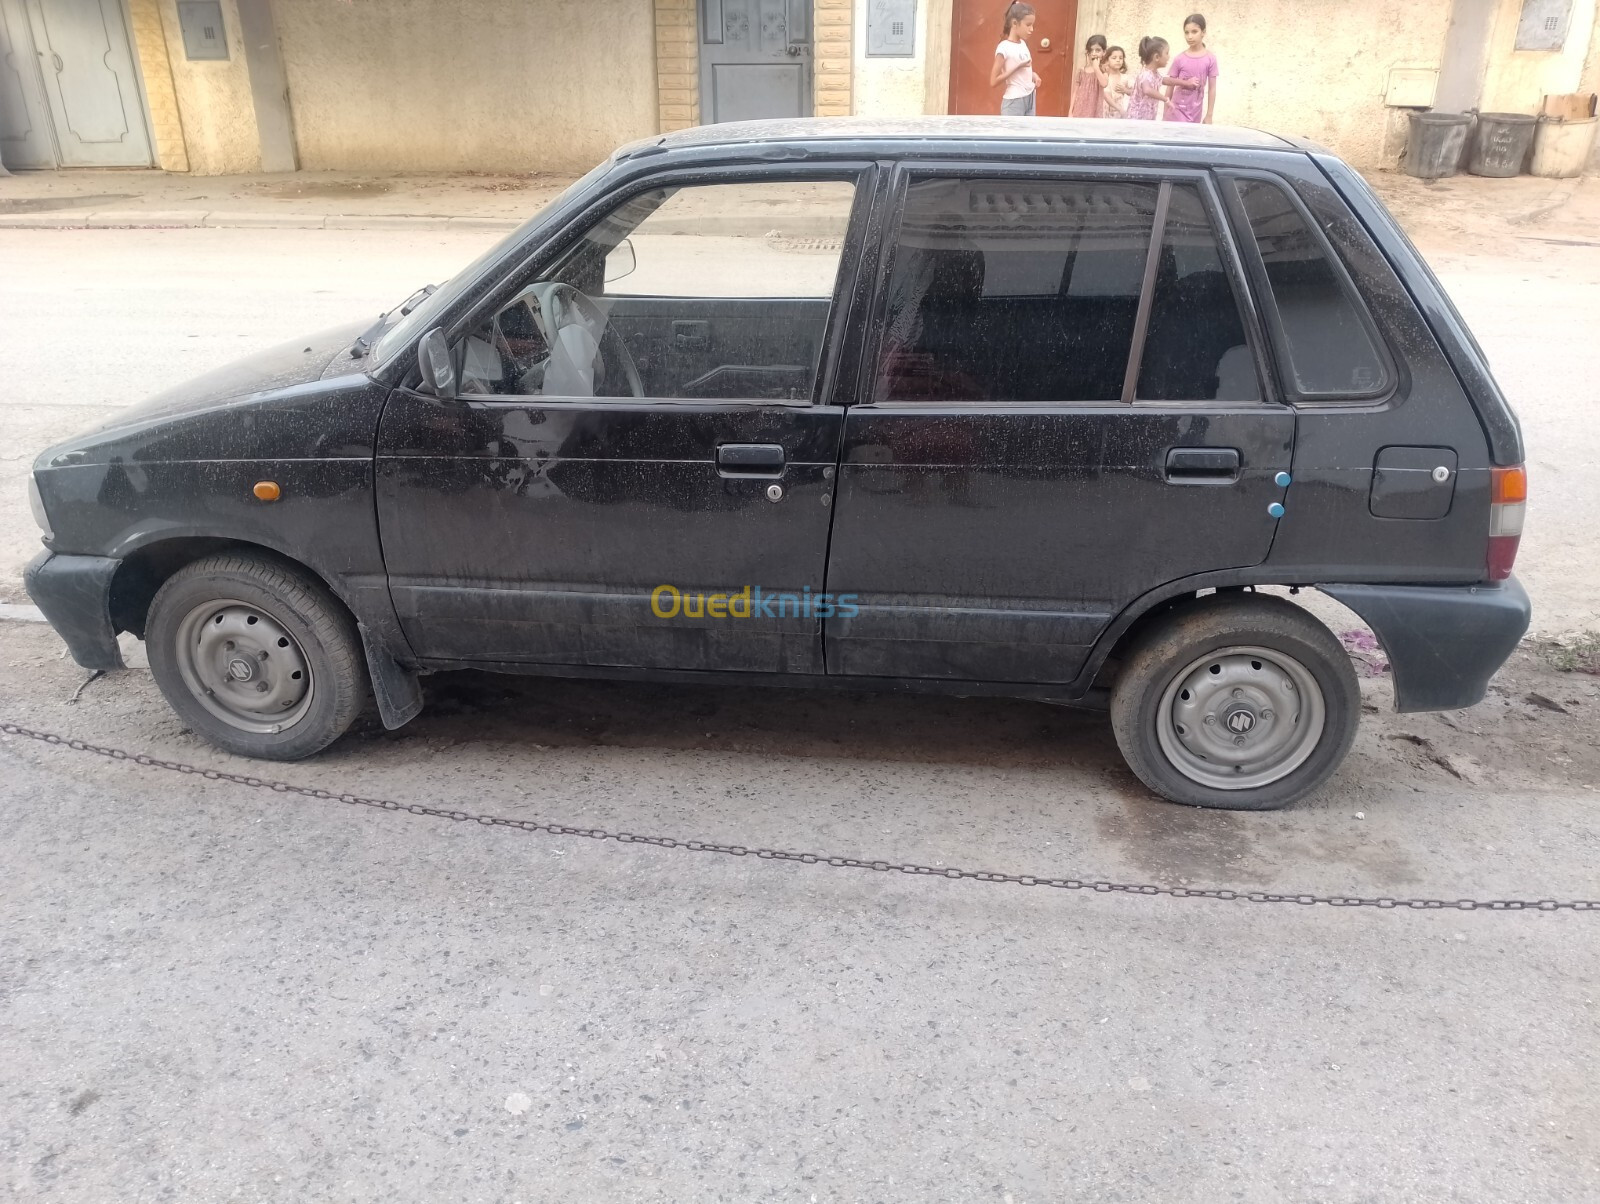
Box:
0, 210, 522, 233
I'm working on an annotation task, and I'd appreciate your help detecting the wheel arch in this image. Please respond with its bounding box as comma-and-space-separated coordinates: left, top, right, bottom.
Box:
111, 534, 424, 732
1076, 570, 1308, 696
109, 537, 351, 639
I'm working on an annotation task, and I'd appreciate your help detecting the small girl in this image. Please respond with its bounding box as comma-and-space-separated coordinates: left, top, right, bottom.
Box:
991, 3, 1041, 116
1165, 13, 1218, 124
1126, 36, 1195, 121
1100, 44, 1132, 117
1069, 34, 1107, 118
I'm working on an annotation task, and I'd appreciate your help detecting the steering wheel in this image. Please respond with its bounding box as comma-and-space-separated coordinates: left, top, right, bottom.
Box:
524, 281, 645, 399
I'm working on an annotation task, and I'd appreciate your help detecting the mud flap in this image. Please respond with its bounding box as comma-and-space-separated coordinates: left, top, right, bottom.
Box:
359, 622, 424, 730
1319, 578, 1530, 712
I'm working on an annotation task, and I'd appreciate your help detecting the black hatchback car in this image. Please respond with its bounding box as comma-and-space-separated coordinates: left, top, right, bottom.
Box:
26, 118, 1530, 809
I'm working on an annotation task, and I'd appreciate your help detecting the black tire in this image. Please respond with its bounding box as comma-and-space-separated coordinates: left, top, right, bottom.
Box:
1109, 593, 1360, 810
145, 551, 367, 760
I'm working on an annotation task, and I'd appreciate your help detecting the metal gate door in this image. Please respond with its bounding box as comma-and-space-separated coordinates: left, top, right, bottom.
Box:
0, 0, 56, 166
698, 0, 811, 123
3, 0, 152, 167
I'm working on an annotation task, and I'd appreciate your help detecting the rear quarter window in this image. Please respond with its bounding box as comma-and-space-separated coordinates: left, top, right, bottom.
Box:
1231, 177, 1390, 400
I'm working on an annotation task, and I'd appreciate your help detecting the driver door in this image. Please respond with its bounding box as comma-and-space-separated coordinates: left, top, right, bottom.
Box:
376, 173, 866, 674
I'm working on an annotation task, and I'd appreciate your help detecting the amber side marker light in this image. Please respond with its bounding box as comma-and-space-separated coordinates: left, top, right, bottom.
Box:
253, 481, 282, 502
1487, 465, 1525, 582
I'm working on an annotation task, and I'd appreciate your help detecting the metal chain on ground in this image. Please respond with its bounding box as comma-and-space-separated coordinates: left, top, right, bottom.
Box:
3, 721, 1595, 913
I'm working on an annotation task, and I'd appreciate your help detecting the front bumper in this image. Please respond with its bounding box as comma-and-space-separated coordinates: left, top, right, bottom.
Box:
23, 550, 125, 671
1320, 577, 1531, 712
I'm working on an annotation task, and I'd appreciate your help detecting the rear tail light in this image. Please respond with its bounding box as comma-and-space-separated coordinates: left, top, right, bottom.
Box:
1487, 465, 1525, 581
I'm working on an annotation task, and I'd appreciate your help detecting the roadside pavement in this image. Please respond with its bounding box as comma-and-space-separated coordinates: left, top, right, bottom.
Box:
2, 162, 1597, 243
0, 167, 569, 232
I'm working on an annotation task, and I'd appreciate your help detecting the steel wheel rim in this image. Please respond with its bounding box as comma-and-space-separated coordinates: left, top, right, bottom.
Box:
173, 599, 314, 735
1155, 644, 1326, 791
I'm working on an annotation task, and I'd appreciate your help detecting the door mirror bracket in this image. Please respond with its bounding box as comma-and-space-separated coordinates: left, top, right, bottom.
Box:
417, 328, 457, 400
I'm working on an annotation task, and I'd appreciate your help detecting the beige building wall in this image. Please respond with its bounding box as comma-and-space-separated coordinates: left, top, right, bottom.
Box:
158, 0, 260, 174
1075, 0, 1453, 168
1480, 0, 1597, 111
269, 0, 660, 173
851, 0, 939, 115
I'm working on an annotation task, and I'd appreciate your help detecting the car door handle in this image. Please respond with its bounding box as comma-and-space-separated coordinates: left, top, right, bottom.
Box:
1165, 446, 1241, 483
673, 320, 711, 352
717, 443, 786, 476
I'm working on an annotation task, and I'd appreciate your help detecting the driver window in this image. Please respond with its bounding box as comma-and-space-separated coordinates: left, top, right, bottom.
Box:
457, 179, 857, 401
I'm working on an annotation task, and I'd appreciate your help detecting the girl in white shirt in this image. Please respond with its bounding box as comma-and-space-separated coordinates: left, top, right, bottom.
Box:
990, 3, 1041, 115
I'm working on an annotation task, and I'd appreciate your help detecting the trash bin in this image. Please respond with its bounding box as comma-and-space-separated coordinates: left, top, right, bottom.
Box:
1404, 111, 1472, 179
1468, 112, 1537, 177
1530, 115, 1599, 178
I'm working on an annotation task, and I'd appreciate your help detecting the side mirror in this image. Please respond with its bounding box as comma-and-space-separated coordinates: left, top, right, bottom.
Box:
605, 238, 637, 285
417, 328, 457, 400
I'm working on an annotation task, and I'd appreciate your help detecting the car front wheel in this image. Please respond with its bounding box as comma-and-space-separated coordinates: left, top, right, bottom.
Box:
1109, 593, 1360, 810
146, 551, 367, 760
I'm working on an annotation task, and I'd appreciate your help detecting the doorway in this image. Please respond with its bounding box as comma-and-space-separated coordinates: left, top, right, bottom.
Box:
697, 0, 813, 123
0, 0, 153, 168
946, 0, 1075, 117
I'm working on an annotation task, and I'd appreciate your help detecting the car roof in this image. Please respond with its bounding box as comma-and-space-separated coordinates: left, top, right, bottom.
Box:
624, 116, 1299, 157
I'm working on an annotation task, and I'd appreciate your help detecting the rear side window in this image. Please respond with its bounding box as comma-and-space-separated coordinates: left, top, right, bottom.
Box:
876, 177, 1157, 402
874, 176, 1257, 404
1232, 178, 1389, 398
1137, 185, 1258, 402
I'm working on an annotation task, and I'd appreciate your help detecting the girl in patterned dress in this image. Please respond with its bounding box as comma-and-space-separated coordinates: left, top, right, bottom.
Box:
1069, 34, 1108, 118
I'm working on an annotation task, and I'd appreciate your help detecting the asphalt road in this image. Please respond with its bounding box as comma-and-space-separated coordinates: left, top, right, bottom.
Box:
2, 226, 1598, 1202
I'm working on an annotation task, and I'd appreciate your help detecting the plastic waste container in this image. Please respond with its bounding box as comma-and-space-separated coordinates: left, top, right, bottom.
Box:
1530, 115, 1598, 178
1468, 113, 1537, 177
1404, 112, 1472, 179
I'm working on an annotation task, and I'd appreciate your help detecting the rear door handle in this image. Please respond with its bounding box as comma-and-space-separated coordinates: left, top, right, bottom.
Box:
717, 443, 785, 477
1165, 446, 1241, 483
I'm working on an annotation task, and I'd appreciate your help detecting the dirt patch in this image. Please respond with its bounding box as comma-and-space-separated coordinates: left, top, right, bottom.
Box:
1368, 645, 1600, 791
1531, 631, 1600, 675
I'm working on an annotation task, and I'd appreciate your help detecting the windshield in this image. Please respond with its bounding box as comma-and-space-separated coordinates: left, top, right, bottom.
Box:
373, 158, 617, 363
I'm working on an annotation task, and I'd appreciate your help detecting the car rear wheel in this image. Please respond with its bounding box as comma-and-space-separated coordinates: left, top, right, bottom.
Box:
146, 552, 367, 760
1109, 593, 1360, 810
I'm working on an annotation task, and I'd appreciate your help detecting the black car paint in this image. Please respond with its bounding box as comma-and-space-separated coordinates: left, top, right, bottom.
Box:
25, 125, 1530, 723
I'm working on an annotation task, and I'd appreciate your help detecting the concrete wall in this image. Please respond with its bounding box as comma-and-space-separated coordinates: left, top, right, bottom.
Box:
1582, 0, 1600, 169
159, 0, 260, 173
851, 0, 940, 115
1480, 0, 1597, 111
270, 0, 659, 173
1074, 0, 1453, 168
921, 0, 952, 112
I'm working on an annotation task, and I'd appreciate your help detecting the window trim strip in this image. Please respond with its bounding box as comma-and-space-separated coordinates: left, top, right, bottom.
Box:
1120, 181, 1172, 405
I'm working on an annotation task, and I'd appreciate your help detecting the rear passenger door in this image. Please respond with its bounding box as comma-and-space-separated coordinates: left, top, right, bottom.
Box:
823, 168, 1295, 685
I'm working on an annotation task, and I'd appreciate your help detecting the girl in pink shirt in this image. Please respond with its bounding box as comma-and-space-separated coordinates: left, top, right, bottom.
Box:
1165, 13, 1218, 124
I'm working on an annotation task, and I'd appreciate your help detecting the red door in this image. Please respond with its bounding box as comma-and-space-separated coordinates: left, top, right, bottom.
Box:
947, 0, 1077, 116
